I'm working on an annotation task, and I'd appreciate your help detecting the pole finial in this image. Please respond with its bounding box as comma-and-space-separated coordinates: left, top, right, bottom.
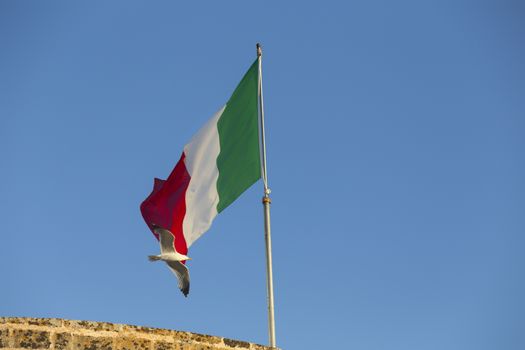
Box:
256, 43, 262, 57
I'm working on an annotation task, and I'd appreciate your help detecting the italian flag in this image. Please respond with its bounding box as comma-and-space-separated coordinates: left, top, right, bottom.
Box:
140, 59, 261, 256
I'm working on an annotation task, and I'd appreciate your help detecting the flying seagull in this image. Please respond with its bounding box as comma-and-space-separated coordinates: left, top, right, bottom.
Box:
148, 224, 191, 297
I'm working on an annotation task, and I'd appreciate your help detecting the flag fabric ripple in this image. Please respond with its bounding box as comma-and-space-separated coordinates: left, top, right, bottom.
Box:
140, 60, 261, 255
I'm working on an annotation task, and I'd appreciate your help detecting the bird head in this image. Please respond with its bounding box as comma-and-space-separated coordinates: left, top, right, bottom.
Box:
151, 223, 160, 230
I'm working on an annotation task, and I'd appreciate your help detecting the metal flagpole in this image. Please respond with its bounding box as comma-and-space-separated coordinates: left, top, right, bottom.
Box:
256, 43, 276, 348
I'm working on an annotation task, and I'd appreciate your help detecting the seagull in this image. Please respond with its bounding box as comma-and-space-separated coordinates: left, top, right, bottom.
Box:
148, 224, 191, 297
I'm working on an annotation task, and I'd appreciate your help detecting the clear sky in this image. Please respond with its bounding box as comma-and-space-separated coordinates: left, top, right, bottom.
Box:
1, 1, 524, 349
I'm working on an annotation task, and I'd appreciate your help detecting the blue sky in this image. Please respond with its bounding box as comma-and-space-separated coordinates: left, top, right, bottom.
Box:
1, 1, 524, 349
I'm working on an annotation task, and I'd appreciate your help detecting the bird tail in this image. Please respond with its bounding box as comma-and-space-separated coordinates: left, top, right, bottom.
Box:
148, 255, 161, 262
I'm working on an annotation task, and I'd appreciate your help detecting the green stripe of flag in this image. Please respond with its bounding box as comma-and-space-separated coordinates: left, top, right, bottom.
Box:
216, 59, 261, 213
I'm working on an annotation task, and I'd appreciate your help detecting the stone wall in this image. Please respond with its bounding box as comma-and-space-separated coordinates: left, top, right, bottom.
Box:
0, 317, 275, 350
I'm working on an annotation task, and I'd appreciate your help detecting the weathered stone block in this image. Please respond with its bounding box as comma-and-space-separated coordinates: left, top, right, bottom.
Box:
154, 341, 182, 350
55, 332, 72, 350
170, 331, 192, 343
0, 317, 27, 325
250, 344, 271, 350
63, 320, 117, 333
27, 318, 62, 327
121, 324, 176, 337
189, 333, 222, 345
72, 334, 113, 350
0, 328, 10, 348
12, 329, 51, 349
182, 344, 213, 350
115, 336, 152, 350
223, 338, 250, 348
154, 341, 171, 350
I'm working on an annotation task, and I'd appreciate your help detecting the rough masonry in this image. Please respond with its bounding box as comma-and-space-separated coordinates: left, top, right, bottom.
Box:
0, 317, 276, 350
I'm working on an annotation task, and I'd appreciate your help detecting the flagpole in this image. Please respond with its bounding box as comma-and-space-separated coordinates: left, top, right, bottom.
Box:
257, 43, 276, 348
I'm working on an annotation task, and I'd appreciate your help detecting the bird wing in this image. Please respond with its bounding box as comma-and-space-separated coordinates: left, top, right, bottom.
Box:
166, 261, 190, 297
154, 227, 176, 255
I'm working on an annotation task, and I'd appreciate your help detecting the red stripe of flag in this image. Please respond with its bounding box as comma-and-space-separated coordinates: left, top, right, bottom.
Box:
140, 152, 189, 256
